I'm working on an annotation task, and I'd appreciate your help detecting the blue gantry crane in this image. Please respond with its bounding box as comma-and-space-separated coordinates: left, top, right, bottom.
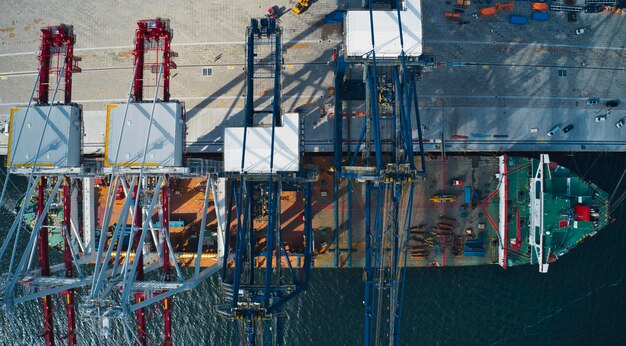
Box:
216, 18, 316, 345
332, 1, 427, 344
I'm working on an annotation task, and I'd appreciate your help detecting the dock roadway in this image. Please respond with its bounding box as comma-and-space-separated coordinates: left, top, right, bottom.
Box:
0, 0, 625, 154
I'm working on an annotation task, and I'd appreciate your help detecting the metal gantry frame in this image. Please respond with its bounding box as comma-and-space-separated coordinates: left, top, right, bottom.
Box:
217, 175, 314, 345
131, 18, 172, 345
216, 18, 315, 345
0, 24, 83, 346
332, 1, 427, 344
82, 168, 224, 344
0, 18, 226, 346
80, 18, 224, 346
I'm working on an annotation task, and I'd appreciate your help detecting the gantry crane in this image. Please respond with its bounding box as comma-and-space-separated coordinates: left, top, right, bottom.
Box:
0, 24, 83, 346
0, 18, 241, 346
78, 18, 222, 345
216, 18, 315, 345
79, 19, 181, 344
332, 1, 427, 344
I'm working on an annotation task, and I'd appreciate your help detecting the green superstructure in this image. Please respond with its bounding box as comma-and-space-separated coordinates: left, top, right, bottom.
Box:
497, 154, 610, 271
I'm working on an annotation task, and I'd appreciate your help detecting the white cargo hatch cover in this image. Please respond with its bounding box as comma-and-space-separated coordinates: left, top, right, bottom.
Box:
345, 0, 423, 58
224, 113, 300, 173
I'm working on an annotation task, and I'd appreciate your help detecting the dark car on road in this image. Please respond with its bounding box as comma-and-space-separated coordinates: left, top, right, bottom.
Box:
563, 124, 574, 133
606, 100, 620, 108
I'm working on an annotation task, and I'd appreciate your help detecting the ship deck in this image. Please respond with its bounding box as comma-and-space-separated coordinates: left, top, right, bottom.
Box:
487, 156, 610, 268
93, 155, 508, 268
0, 153, 597, 274
90, 153, 609, 270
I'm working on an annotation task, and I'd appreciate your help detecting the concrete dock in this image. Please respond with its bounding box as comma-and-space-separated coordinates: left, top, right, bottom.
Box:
0, 0, 625, 153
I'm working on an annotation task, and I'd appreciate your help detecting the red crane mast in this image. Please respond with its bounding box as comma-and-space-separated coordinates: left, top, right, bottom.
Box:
35, 24, 81, 346
130, 18, 176, 345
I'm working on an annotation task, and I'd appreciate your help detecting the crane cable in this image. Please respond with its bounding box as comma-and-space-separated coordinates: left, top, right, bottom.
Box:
609, 167, 626, 203
0, 69, 41, 207
0, 60, 66, 278
608, 190, 626, 215
607, 167, 626, 215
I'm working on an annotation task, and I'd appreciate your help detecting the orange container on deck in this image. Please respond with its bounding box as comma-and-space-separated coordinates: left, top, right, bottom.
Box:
479, 7, 497, 16
496, 1, 515, 11
532, 2, 549, 11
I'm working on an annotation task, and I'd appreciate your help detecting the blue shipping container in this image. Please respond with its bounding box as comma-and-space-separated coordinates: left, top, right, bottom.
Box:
464, 186, 472, 204
531, 12, 549, 21
509, 15, 528, 25
464, 232, 485, 256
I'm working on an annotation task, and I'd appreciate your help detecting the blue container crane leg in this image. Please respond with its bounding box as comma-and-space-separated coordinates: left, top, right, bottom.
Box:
367, 65, 383, 171
363, 181, 372, 345
248, 184, 255, 286
367, 0, 382, 171
302, 182, 313, 284
393, 182, 416, 346
333, 57, 346, 268
263, 181, 277, 308
222, 181, 236, 281
409, 78, 426, 174
231, 181, 250, 308
391, 184, 401, 281
347, 179, 352, 267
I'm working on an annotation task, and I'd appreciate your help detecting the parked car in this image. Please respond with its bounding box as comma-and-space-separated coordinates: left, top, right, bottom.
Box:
575, 27, 589, 35
595, 115, 607, 122
563, 124, 574, 133
452, 179, 463, 186
616, 118, 625, 128
547, 125, 560, 136
606, 100, 620, 108
586, 98, 600, 105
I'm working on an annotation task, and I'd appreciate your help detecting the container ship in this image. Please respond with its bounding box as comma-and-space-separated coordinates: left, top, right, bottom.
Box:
19, 153, 609, 273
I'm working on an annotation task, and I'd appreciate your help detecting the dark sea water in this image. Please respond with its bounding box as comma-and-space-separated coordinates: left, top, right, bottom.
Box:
1, 153, 625, 345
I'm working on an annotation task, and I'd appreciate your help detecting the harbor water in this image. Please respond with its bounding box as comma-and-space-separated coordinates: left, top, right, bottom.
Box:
0, 153, 625, 345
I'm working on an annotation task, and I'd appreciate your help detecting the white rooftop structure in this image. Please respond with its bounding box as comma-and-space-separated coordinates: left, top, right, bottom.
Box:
105, 102, 184, 167
345, 0, 423, 58
223, 113, 300, 173
8, 105, 81, 167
